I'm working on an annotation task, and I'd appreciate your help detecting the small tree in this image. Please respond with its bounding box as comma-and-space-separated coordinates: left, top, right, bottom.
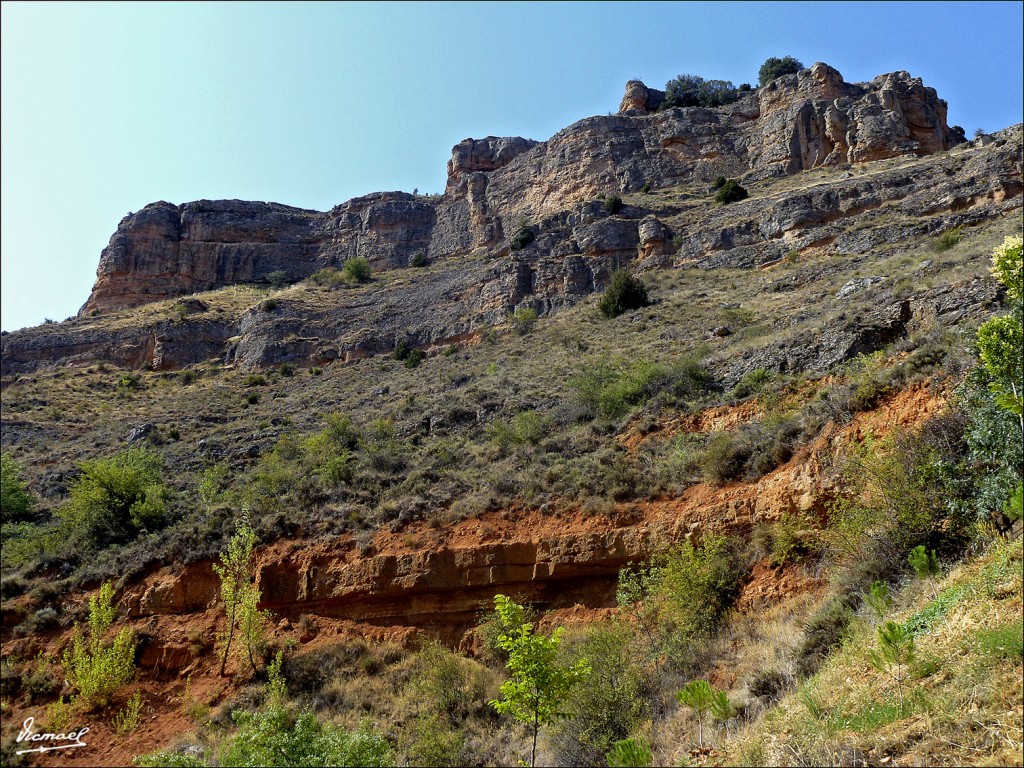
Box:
213, 520, 258, 676
908, 545, 940, 599
864, 580, 893, 621
599, 270, 650, 319
758, 56, 804, 87
62, 581, 136, 709
676, 680, 715, 747
489, 595, 590, 768
869, 621, 916, 715
511, 307, 539, 335
977, 236, 1023, 435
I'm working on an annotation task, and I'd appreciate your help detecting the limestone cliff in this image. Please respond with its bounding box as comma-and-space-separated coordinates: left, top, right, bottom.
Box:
78, 64, 962, 318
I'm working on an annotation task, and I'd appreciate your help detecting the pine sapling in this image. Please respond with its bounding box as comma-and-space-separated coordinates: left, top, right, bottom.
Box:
869, 620, 916, 715
908, 545, 940, 599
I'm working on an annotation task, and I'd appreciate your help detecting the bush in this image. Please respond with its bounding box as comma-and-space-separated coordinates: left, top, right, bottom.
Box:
552, 624, 651, 766
714, 178, 748, 204
244, 374, 267, 387
59, 448, 168, 547
510, 307, 538, 335
409, 252, 429, 268
654, 535, 744, 643
510, 226, 536, 251
1, 452, 33, 524
795, 596, 853, 677
603, 196, 624, 214
599, 269, 650, 319
663, 74, 742, 109
343, 257, 372, 283
62, 581, 136, 709
266, 270, 288, 288
933, 226, 962, 252
393, 338, 425, 368
758, 56, 804, 86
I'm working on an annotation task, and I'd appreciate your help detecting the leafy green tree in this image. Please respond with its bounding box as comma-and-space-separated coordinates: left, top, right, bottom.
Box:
213, 520, 258, 676
869, 621, 916, 715
62, 581, 136, 709
977, 236, 1023, 433
60, 447, 168, 546
656, 535, 743, 642
758, 56, 804, 86
489, 595, 590, 768
1, 451, 33, 524
599, 269, 650, 319
511, 306, 539, 335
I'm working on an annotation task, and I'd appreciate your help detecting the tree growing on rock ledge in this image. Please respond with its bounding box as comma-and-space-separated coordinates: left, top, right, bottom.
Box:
758, 55, 804, 86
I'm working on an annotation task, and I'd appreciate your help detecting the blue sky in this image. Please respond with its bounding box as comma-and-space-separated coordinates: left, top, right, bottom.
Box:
2, 1, 1022, 332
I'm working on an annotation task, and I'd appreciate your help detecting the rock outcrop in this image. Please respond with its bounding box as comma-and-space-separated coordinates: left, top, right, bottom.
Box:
73, 63, 966, 319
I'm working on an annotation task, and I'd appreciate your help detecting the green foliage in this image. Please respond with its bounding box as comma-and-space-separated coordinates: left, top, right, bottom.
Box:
510, 226, 536, 251
972, 620, 1024, 661
663, 74, 743, 108
603, 195, 624, 214
1005, 484, 1024, 522
1, 452, 33, 524
510, 306, 539, 335
59, 447, 168, 547
908, 545, 940, 586
487, 410, 552, 452
676, 680, 726, 747
605, 737, 653, 768
308, 267, 348, 289
714, 178, 748, 204
758, 55, 804, 86
933, 226, 962, 252
553, 624, 651, 765
62, 581, 136, 709
599, 269, 650, 319
570, 354, 707, 422
654, 535, 744, 644
904, 584, 967, 636
343, 257, 373, 283
865, 580, 893, 621
213, 521, 260, 676
266, 270, 288, 289
243, 374, 267, 387
991, 235, 1023, 302
113, 691, 143, 735
796, 596, 853, 677
198, 462, 229, 509
489, 595, 590, 768
869, 621, 916, 714
393, 338, 425, 368
409, 251, 429, 268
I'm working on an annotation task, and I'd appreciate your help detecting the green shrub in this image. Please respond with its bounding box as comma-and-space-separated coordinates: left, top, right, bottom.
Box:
655, 535, 744, 643
409, 251, 429, 268
603, 196, 624, 214
342, 257, 372, 283
62, 581, 136, 709
795, 596, 853, 677
510, 226, 536, 251
553, 624, 651, 766
1, 452, 33, 524
266, 270, 288, 288
59, 448, 168, 546
510, 307, 538, 335
392, 338, 425, 368
663, 74, 742, 108
308, 267, 347, 289
244, 374, 267, 387
599, 270, 650, 319
758, 56, 804, 86
605, 737, 653, 768
714, 178, 748, 204
933, 226, 962, 252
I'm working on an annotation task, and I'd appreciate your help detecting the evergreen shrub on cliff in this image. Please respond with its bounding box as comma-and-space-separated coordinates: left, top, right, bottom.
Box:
599, 269, 649, 318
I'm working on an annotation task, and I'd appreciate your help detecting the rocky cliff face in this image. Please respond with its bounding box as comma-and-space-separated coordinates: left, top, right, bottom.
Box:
75, 64, 963, 317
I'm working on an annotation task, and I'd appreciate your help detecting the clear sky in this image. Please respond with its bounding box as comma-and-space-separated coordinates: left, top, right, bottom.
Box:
2, 1, 1022, 332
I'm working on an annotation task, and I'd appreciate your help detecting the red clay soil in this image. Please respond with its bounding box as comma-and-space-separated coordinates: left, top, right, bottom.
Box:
0, 380, 949, 766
